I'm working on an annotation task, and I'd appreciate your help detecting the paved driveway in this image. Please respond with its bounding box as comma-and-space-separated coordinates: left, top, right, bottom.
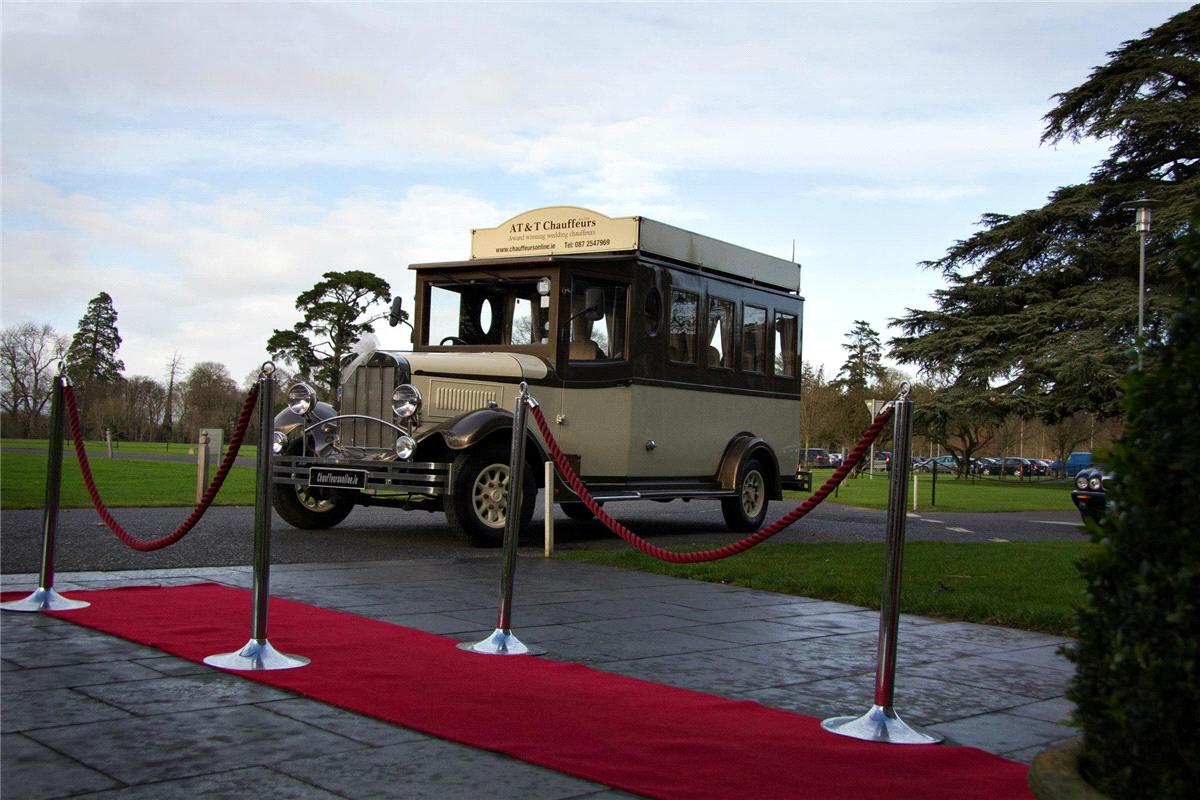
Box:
0, 495, 1086, 574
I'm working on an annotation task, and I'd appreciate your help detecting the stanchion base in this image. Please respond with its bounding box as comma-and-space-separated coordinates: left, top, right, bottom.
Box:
458, 628, 546, 656
821, 704, 944, 745
0, 587, 91, 613
203, 638, 310, 671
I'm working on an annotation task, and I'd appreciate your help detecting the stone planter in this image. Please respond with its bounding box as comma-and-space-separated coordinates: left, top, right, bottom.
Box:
1028, 737, 1110, 800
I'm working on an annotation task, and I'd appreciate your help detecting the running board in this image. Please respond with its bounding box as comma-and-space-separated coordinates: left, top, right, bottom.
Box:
581, 489, 736, 502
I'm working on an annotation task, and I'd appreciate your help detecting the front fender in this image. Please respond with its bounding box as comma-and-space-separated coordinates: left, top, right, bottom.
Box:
273, 401, 338, 454
415, 408, 548, 474
419, 408, 512, 451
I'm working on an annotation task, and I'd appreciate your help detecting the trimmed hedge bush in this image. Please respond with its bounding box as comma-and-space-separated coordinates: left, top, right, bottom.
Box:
1066, 208, 1200, 799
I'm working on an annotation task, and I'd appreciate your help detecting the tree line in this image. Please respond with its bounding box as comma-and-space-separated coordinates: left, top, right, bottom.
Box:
800, 320, 1122, 477
0, 293, 279, 443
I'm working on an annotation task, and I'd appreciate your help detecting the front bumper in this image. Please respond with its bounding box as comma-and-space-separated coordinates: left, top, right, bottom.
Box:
1070, 489, 1107, 521
272, 456, 451, 496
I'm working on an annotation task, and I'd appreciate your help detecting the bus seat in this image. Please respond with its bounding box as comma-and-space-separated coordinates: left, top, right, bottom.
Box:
742, 339, 758, 371
570, 339, 603, 360
707, 346, 721, 367
669, 334, 692, 363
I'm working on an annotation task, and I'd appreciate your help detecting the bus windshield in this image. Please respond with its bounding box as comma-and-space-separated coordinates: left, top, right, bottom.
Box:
426, 278, 550, 347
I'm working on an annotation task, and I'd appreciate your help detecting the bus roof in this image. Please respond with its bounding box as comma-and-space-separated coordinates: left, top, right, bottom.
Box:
464, 206, 801, 293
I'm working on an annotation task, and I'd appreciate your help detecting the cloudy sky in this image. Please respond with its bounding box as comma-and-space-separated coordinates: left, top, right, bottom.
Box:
2, 1, 1189, 387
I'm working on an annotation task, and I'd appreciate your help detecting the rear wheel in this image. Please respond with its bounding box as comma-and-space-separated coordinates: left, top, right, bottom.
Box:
721, 457, 769, 532
273, 483, 356, 529
446, 445, 536, 546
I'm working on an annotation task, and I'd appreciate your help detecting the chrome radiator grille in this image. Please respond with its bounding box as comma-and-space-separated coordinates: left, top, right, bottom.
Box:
339, 365, 401, 449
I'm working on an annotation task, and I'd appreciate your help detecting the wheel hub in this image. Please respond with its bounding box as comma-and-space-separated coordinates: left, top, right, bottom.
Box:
472, 464, 510, 528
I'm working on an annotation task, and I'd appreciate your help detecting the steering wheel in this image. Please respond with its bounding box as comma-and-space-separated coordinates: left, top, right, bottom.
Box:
439, 336, 468, 346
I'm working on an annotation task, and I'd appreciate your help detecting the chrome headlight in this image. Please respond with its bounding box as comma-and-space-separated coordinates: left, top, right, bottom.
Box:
287, 383, 315, 416
392, 384, 422, 419
394, 434, 416, 460
1075, 474, 1089, 490
271, 431, 288, 455
1088, 476, 1103, 491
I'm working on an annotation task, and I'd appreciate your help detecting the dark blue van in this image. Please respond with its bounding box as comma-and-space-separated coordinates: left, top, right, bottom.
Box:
1065, 452, 1093, 477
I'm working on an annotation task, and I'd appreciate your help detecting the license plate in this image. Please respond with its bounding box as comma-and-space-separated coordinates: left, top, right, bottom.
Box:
309, 467, 368, 489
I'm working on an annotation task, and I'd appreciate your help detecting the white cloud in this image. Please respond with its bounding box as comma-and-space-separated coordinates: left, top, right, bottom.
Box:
1, 176, 503, 382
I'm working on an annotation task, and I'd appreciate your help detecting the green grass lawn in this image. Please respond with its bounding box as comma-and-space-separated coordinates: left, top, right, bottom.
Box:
559, 540, 1092, 634
795, 468, 1075, 513
0, 453, 257, 508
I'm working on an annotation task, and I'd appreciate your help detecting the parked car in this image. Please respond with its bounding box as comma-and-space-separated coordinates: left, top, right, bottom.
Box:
977, 457, 1022, 476
917, 455, 960, 473
1070, 467, 1112, 523
1064, 451, 1094, 477
800, 448, 834, 468
1005, 457, 1034, 476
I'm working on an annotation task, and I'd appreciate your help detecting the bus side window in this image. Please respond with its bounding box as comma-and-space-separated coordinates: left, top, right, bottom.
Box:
669, 289, 698, 364
569, 276, 628, 361
742, 305, 767, 373
775, 312, 798, 377
707, 297, 735, 369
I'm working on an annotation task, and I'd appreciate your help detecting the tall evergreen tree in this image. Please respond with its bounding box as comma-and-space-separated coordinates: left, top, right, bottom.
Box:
66, 291, 125, 385
891, 8, 1198, 420
834, 320, 886, 392
267, 270, 392, 401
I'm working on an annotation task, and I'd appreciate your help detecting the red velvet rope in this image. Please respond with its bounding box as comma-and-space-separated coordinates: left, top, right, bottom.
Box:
63, 384, 260, 552
530, 402, 895, 563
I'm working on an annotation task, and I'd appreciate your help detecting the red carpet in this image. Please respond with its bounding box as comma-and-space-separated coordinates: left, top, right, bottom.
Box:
14, 584, 1033, 799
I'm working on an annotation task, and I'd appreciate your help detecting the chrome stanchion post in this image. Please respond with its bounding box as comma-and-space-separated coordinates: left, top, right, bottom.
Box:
822, 383, 943, 744
2, 366, 90, 612
460, 381, 545, 656
204, 363, 309, 671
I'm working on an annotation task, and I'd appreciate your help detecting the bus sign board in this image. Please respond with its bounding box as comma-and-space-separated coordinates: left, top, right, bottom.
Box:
471, 206, 640, 260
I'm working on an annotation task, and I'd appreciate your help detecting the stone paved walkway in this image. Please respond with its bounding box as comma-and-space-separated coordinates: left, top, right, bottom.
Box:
1, 557, 1076, 798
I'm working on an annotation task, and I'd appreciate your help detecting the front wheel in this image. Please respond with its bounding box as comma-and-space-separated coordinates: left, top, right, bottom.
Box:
273, 483, 356, 530
445, 445, 536, 546
721, 457, 770, 532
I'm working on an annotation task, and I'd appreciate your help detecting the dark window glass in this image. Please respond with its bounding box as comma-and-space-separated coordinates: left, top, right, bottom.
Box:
742, 305, 767, 373
644, 288, 662, 336
568, 276, 627, 361
669, 290, 698, 364
707, 298, 735, 369
775, 312, 798, 377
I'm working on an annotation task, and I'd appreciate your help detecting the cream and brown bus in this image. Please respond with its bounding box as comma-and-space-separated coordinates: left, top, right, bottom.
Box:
270, 207, 804, 544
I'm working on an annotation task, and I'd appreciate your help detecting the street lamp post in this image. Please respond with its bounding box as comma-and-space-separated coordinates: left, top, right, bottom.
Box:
1123, 197, 1163, 369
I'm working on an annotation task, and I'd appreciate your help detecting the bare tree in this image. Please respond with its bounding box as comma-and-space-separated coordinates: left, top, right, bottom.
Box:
119, 377, 168, 442
160, 352, 184, 442
1048, 412, 1094, 477
0, 322, 68, 438
177, 362, 241, 439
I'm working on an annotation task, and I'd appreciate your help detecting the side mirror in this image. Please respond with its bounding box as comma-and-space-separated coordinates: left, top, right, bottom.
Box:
388, 297, 405, 327
584, 286, 605, 322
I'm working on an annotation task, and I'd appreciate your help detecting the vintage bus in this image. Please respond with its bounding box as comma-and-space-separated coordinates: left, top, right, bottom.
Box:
271, 207, 804, 544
